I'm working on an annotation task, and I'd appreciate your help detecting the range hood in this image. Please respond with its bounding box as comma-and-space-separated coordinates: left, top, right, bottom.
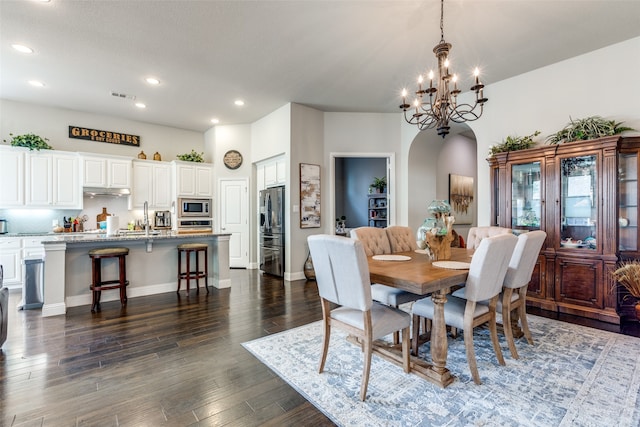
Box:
83, 187, 131, 197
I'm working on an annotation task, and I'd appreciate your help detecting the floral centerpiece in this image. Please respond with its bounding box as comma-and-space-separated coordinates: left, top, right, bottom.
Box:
417, 200, 455, 260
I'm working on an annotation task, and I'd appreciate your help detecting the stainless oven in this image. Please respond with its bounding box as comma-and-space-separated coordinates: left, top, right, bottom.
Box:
178, 198, 212, 218
176, 218, 213, 234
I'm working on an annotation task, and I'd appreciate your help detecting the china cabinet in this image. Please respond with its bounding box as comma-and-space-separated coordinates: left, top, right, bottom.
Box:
368, 194, 388, 228
488, 135, 640, 324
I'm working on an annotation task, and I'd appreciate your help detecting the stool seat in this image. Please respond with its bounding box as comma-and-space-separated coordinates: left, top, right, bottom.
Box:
177, 243, 208, 250
177, 243, 209, 294
89, 247, 129, 312
89, 247, 130, 256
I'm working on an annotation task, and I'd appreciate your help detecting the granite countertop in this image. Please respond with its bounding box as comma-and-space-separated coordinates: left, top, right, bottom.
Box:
42, 232, 229, 244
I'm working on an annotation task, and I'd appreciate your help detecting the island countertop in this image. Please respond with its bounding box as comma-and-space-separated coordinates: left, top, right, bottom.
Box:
42, 232, 231, 317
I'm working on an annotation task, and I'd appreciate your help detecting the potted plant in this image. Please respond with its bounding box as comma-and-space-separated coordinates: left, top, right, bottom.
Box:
371, 176, 387, 193
547, 116, 635, 144
176, 150, 204, 162
3, 133, 52, 150
611, 260, 640, 320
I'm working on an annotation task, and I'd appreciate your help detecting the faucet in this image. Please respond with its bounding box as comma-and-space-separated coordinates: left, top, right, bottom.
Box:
143, 201, 149, 236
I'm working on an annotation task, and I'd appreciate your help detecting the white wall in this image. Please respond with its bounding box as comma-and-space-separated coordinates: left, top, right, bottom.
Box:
0, 99, 204, 161
468, 36, 640, 225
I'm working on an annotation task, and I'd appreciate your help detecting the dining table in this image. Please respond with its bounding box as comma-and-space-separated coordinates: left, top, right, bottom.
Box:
367, 247, 474, 387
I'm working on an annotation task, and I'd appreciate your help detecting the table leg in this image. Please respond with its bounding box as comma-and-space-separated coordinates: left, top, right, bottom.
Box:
430, 289, 450, 377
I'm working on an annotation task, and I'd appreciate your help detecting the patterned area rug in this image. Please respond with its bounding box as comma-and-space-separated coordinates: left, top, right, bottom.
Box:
242, 315, 640, 426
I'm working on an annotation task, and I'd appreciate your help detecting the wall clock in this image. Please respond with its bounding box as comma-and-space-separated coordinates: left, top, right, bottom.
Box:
223, 150, 243, 169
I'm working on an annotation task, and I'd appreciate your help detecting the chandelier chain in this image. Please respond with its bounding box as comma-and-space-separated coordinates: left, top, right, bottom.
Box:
440, 0, 445, 43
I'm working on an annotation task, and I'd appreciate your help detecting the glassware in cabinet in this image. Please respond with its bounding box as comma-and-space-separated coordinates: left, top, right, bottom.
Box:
559, 155, 597, 250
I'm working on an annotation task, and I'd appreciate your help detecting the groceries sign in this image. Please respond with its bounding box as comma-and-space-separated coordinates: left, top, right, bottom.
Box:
68, 126, 140, 147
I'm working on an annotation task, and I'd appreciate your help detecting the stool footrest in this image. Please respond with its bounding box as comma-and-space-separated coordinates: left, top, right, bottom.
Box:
90, 280, 130, 291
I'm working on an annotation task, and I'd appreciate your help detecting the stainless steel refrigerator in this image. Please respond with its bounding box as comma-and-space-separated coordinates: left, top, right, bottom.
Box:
259, 186, 285, 277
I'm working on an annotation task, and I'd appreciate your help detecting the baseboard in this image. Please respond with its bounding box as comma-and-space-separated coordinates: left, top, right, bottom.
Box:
42, 302, 66, 317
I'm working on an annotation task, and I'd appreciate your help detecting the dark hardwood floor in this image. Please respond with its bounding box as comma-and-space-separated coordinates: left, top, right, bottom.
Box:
2, 269, 639, 426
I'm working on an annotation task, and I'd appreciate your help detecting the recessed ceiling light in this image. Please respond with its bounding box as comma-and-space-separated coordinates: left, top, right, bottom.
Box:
28, 80, 45, 87
234, 100, 245, 106
12, 44, 34, 54
145, 77, 160, 85
135, 102, 146, 109
211, 118, 220, 124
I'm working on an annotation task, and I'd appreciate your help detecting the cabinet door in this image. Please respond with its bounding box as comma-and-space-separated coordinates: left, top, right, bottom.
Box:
509, 160, 543, 231
132, 161, 153, 208
555, 256, 603, 309
152, 163, 172, 209
264, 162, 277, 186
558, 153, 598, 252
52, 153, 81, 208
109, 159, 131, 188
619, 151, 638, 253
0, 149, 24, 206
26, 153, 53, 206
276, 158, 286, 184
0, 239, 22, 286
526, 255, 545, 299
176, 164, 196, 196
82, 157, 107, 187
195, 165, 213, 197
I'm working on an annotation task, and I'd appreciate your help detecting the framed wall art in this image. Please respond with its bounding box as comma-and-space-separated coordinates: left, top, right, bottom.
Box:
300, 163, 321, 228
449, 174, 474, 225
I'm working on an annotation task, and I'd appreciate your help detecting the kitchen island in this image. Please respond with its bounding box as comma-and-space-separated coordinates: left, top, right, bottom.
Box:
42, 232, 231, 317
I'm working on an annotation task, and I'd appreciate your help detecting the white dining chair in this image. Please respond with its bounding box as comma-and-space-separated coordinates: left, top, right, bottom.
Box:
497, 230, 546, 358
308, 234, 411, 401
351, 226, 423, 344
412, 233, 517, 385
466, 226, 512, 250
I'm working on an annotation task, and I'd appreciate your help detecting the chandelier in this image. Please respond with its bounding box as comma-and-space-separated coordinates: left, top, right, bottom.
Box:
400, 0, 488, 138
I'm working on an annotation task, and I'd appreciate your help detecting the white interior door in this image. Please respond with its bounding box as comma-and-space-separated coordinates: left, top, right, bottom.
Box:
219, 178, 249, 268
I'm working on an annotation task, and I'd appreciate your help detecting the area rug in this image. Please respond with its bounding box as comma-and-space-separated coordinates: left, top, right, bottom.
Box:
242, 315, 640, 426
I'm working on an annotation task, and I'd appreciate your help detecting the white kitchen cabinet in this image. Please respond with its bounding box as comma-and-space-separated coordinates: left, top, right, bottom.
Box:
276, 157, 286, 184
173, 161, 213, 197
132, 160, 173, 209
81, 155, 131, 189
0, 147, 25, 207
258, 155, 286, 189
22, 237, 46, 259
26, 151, 81, 208
0, 238, 22, 287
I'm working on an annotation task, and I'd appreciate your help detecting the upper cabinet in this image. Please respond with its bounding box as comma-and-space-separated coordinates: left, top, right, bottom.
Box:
172, 161, 213, 197
489, 135, 640, 325
26, 151, 81, 208
0, 147, 80, 209
131, 160, 173, 209
0, 147, 25, 207
257, 156, 286, 190
81, 154, 131, 188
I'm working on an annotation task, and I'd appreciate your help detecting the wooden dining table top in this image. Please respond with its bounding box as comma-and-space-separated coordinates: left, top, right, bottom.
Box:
367, 247, 474, 295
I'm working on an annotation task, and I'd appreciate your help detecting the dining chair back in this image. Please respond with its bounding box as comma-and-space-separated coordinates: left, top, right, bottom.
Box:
411, 233, 517, 384
385, 226, 417, 253
308, 234, 411, 401
349, 226, 391, 256
466, 226, 512, 250
500, 230, 546, 358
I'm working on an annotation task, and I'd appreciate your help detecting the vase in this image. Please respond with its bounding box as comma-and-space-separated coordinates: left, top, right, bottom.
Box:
304, 252, 316, 281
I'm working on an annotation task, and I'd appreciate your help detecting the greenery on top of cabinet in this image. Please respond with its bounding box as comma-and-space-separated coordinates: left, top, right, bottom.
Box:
176, 150, 204, 162
4, 133, 53, 150
488, 131, 541, 156
547, 116, 634, 144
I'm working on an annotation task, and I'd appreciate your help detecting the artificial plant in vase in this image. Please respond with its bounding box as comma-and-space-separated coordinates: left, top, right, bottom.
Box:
371, 176, 387, 193
176, 150, 204, 162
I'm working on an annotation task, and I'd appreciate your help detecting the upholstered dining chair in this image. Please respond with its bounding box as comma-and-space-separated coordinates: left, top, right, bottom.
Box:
466, 226, 512, 250
308, 234, 411, 401
412, 233, 518, 385
494, 230, 546, 359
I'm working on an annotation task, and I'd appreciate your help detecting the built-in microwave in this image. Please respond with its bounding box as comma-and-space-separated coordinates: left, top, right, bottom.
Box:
178, 198, 212, 218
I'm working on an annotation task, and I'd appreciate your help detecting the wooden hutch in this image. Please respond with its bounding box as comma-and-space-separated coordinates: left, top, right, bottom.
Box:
488, 135, 640, 324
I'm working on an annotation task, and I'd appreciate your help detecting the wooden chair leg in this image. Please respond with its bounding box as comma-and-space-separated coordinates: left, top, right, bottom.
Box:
411, 314, 421, 356
195, 250, 200, 294
360, 335, 373, 401
489, 310, 505, 367
401, 326, 410, 373
204, 248, 209, 293
463, 328, 481, 385
177, 250, 182, 293
502, 289, 519, 359
318, 299, 331, 373
186, 250, 191, 293
518, 288, 534, 345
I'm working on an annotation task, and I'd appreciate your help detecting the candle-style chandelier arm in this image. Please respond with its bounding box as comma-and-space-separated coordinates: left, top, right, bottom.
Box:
398, 0, 488, 138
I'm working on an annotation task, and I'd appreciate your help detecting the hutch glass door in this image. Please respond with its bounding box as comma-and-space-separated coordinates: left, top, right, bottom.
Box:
619, 152, 638, 252
560, 155, 597, 250
511, 162, 542, 231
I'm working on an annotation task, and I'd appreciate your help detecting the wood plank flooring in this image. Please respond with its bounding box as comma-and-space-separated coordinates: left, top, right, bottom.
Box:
2, 269, 639, 426
1, 270, 333, 426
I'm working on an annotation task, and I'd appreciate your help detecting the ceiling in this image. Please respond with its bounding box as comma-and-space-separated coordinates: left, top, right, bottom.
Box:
2, 0, 640, 133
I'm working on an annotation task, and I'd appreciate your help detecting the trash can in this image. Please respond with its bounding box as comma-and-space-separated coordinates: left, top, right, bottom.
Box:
19, 257, 44, 310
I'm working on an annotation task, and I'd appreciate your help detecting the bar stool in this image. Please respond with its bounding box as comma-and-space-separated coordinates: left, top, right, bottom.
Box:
177, 243, 209, 294
89, 247, 129, 312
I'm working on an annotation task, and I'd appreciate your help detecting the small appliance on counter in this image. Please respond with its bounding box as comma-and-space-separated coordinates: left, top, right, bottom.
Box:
0, 219, 7, 234
154, 211, 171, 229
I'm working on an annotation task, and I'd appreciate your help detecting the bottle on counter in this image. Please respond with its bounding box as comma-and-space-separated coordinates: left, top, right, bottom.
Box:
97, 207, 110, 228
